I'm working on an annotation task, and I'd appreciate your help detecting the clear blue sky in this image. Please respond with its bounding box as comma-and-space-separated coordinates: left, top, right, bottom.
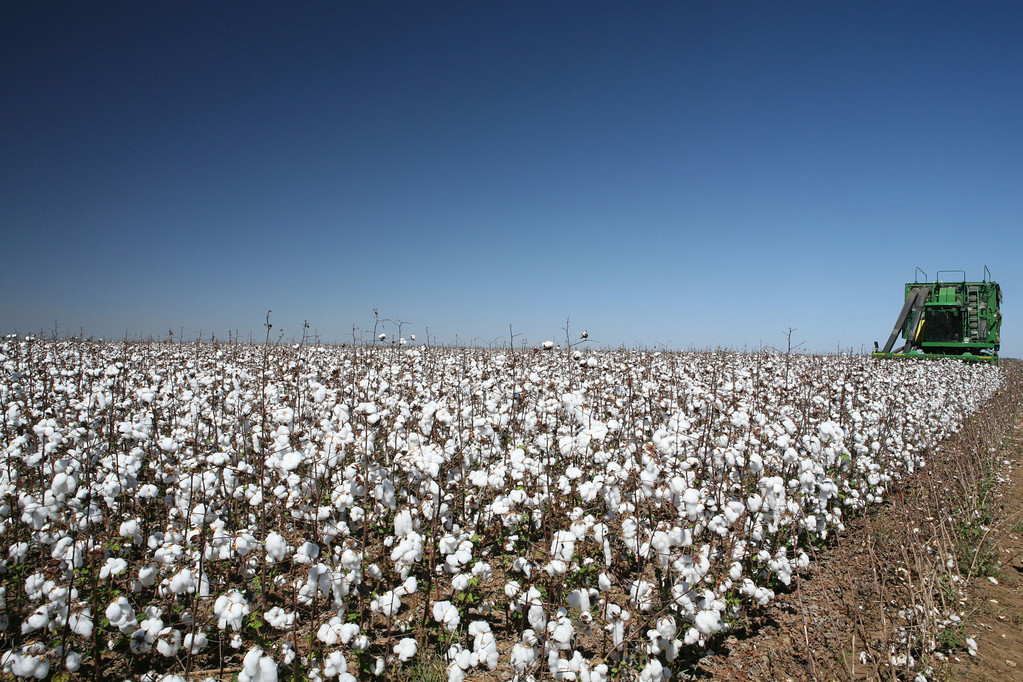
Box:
3, 1, 1021, 355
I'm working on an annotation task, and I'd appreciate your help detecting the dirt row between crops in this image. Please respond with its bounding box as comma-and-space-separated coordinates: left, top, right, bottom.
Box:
693, 360, 1023, 682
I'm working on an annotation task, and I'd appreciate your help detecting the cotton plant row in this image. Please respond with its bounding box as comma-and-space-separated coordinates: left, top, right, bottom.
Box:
0, 335, 1001, 681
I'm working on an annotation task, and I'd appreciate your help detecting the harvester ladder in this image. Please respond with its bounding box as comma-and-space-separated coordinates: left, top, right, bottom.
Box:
966, 285, 980, 341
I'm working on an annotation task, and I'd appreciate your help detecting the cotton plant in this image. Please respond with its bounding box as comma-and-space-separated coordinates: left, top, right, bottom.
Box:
0, 336, 1003, 680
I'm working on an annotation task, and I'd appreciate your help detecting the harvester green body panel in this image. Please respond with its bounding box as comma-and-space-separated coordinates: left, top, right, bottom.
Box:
873, 269, 1002, 364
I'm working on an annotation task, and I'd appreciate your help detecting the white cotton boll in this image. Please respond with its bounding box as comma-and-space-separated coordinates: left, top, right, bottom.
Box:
394, 637, 418, 662
639, 658, 665, 681
156, 627, 182, 657
69, 611, 93, 637
394, 509, 414, 537
23, 606, 49, 633
656, 616, 677, 640
51, 472, 77, 496
265, 607, 296, 630
527, 604, 545, 631
567, 588, 591, 614
295, 541, 320, 565
432, 601, 460, 633
451, 574, 470, 591
64, 651, 82, 672
550, 530, 576, 563
510, 641, 536, 673
694, 609, 723, 636
9, 542, 29, 561
100, 557, 127, 579
138, 483, 159, 499
138, 565, 158, 587
746, 494, 763, 513
265, 532, 288, 562
629, 580, 655, 612
5, 650, 49, 679
323, 650, 347, 677
169, 569, 194, 595
106, 597, 136, 633
547, 615, 574, 648
317, 617, 344, 646
280, 451, 303, 472
395, 576, 418, 597
371, 591, 401, 617
504, 581, 521, 598
239, 646, 279, 682
119, 519, 140, 542
448, 644, 472, 670
339, 622, 360, 645
598, 572, 613, 591
183, 631, 208, 653
213, 590, 250, 631
446, 662, 466, 682
546, 560, 568, 576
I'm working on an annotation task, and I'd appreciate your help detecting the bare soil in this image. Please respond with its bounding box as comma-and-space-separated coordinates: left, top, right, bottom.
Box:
948, 429, 1023, 681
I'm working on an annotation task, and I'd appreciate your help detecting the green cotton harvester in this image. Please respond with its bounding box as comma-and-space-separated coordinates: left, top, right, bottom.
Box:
873, 267, 1002, 364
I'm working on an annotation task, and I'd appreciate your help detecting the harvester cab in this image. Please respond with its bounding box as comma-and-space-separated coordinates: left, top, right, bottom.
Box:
873, 267, 1002, 363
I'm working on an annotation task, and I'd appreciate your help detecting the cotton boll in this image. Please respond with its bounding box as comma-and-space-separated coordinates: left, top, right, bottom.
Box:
550, 530, 576, 563
68, 610, 93, 637
100, 557, 127, 579
265, 532, 288, 562
547, 615, 574, 649
264, 607, 296, 630
694, 609, 723, 636
106, 597, 137, 634
183, 631, 208, 654
394, 509, 414, 537
239, 646, 278, 682
9, 542, 29, 561
432, 601, 460, 633
639, 658, 665, 681
213, 590, 250, 631
156, 627, 182, 657
527, 604, 545, 631
294, 541, 320, 565
168, 569, 194, 595
119, 519, 141, 544
323, 650, 347, 677
64, 651, 82, 672
395, 576, 418, 597
393, 637, 418, 662
138, 565, 158, 587
510, 639, 537, 673
567, 588, 591, 614
317, 617, 344, 645
2, 648, 49, 679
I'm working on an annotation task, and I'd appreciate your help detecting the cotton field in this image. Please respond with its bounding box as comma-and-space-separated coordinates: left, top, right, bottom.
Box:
0, 336, 1002, 680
